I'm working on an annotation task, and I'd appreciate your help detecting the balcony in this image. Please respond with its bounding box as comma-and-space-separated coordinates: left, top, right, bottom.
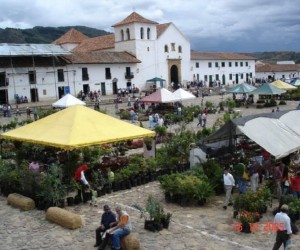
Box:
125, 72, 134, 79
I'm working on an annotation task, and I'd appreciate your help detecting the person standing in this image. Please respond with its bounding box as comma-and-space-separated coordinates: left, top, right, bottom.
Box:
107, 205, 132, 250
282, 166, 291, 195
273, 164, 283, 199
291, 171, 300, 199
74, 163, 89, 203
223, 167, 235, 210
129, 109, 136, 123
148, 114, 154, 128
94, 205, 117, 248
158, 116, 164, 127
273, 204, 292, 250
249, 159, 260, 193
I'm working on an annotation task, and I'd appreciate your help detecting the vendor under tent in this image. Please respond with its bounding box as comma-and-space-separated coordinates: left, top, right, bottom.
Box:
270, 80, 297, 91
224, 83, 257, 94
172, 88, 196, 101
139, 88, 180, 103
1, 105, 155, 150
250, 83, 286, 95
52, 93, 86, 108
201, 110, 300, 159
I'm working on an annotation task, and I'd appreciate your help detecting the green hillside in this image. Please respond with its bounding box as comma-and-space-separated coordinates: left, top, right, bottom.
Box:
0, 26, 110, 43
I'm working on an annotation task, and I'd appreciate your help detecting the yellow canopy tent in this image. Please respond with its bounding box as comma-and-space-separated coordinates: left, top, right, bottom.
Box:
1, 105, 155, 150
270, 80, 297, 90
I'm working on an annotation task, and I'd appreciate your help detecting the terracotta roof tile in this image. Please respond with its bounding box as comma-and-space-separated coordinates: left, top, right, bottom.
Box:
255, 63, 300, 72
157, 23, 171, 37
112, 11, 158, 27
65, 51, 141, 64
72, 34, 115, 52
191, 51, 256, 60
53, 28, 89, 45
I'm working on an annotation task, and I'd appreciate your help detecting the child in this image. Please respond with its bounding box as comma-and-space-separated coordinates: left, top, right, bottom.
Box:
87, 187, 98, 207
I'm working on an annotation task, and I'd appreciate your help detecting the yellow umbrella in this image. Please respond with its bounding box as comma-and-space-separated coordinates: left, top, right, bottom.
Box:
1, 105, 155, 150
270, 80, 297, 90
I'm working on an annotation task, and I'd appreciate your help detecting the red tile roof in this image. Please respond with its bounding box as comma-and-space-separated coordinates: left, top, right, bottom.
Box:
191, 51, 256, 60
52, 28, 89, 45
72, 34, 115, 52
255, 64, 300, 72
65, 51, 141, 64
112, 12, 158, 27
157, 23, 171, 37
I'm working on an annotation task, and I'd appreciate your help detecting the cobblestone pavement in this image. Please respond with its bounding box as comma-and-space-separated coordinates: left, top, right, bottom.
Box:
0, 93, 300, 250
1, 182, 300, 250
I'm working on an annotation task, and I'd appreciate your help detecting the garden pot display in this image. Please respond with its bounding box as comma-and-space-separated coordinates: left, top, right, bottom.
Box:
197, 198, 207, 206
67, 197, 74, 206
144, 220, 156, 232
241, 223, 251, 233
57, 199, 65, 208
233, 210, 238, 219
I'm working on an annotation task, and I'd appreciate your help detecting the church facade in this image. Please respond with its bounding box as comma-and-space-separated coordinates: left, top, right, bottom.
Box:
0, 12, 256, 104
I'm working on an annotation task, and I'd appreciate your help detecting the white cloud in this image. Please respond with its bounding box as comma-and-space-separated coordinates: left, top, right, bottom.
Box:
0, 0, 299, 52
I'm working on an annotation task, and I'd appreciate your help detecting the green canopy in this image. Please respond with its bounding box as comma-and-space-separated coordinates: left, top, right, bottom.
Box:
250, 83, 286, 95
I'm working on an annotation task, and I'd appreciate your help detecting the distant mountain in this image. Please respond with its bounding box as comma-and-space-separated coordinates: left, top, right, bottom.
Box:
251, 51, 300, 64
0, 26, 111, 44
1, 27, 300, 64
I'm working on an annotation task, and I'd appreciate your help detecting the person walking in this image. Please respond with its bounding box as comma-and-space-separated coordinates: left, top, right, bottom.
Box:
94, 205, 117, 248
107, 205, 132, 250
201, 112, 207, 127
282, 165, 291, 195
129, 109, 136, 123
197, 112, 202, 127
223, 167, 235, 210
273, 204, 292, 250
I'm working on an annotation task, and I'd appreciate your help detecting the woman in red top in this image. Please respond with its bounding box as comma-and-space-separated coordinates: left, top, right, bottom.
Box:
74, 163, 89, 203
291, 171, 300, 199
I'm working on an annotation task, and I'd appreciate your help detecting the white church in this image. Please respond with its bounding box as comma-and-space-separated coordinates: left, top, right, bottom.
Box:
0, 12, 256, 104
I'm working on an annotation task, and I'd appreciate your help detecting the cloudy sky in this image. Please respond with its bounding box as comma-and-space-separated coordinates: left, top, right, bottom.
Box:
0, 0, 299, 53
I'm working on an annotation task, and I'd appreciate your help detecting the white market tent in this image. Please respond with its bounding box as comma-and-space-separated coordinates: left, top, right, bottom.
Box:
202, 110, 300, 159
52, 94, 86, 108
172, 88, 196, 101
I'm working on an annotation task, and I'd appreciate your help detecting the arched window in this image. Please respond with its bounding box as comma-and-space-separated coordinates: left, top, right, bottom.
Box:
147, 28, 150, 39
164, 45, 169, 52
126, 28, 130, 40
140, 27, 144, 39
178, 46, 182, 53
121, 30, 124, 41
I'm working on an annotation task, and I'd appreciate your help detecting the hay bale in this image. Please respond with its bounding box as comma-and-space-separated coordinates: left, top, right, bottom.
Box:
7, 193, 35, 211
46, 207, 82, 229
121, 233, 140, 250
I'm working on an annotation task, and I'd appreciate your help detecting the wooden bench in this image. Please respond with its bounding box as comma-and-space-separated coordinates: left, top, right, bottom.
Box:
121, 233, 140, 250
7, 193, 35, 211
46, 207, 82, 229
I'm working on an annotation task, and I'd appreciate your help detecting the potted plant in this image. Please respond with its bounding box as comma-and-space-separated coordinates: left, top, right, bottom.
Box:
194, 180, 215, 206
236, 211, 257, 233
133, 195, 165, 232
144, 137, 154, 150
160, 212, 172, 229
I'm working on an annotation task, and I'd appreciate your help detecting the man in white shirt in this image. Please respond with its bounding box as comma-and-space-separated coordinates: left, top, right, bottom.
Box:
273, 204, 292, 250
223, 167, 235, 210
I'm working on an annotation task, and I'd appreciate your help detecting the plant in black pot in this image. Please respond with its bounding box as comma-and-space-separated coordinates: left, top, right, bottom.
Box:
36, 165, 67, 210
133, 195, 165, 232
144, 137, 154, 151
193, 180, 215, 206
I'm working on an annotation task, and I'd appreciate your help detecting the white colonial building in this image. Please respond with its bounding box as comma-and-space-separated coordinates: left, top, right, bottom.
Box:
255, 61, 300, 83
0, 12, 257, 104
